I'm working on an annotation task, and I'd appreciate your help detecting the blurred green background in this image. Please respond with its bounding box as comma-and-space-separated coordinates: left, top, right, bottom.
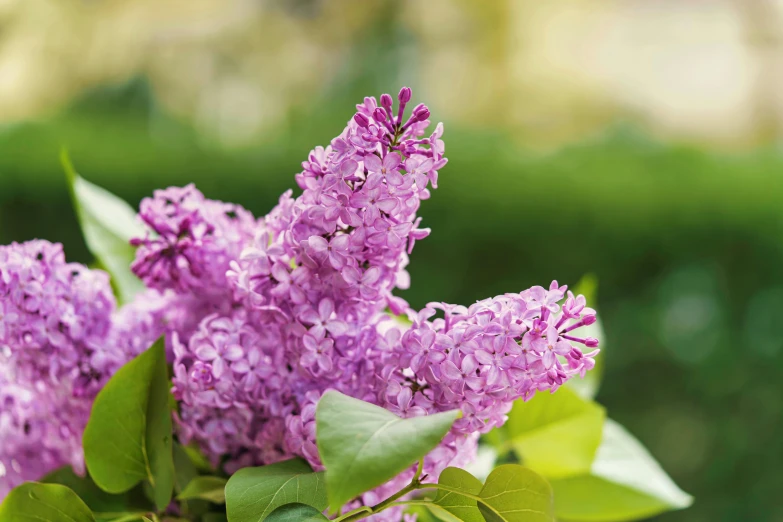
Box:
1, 1, 782, 520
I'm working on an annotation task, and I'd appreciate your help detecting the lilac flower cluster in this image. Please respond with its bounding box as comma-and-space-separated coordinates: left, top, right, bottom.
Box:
153, 88, 598, 520
0, 88, 600, 521
382, 283, 599, 434
131, 184, 258, 297
0, 374, 94, 495
0, 241, 167, 496
0, 241, 115, 387
169, 89, 450, 476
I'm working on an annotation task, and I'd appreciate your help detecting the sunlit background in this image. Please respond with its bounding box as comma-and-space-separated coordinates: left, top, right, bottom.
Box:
1, 1, 782, 520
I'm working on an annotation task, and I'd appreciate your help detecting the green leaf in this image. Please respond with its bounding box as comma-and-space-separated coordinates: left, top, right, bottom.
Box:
42, 466, 151, 514
432, 467, 484, 522
426, 465, 554, 522
61, 148, 145, 304
173, 444, 198, 495
316, 390, 459, 512
422, 505, 463, 522
565, 274, 604, 400
265, 503, 329, 522
83, 339, 175, 511
172, 444, 210, 517
406, 504, 443, 522
463, 445, 498, 483
177, 476, 227, 504
504, 386, 605, 478
202, 515, 229, 522
224, 458, 327, 522
181, 442, 216, 473
550, 419, 692, 521
0, 482, 95, 522
477, 465, 554, 522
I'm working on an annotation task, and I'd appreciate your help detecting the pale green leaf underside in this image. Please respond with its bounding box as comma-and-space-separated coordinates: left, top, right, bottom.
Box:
224, 459, 327, 522
62, 148, 145, 305
551, 419, 693, 522
506, 387, 605, 478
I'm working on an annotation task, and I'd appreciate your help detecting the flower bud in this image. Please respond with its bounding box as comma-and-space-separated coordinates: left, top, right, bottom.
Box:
398, 86, 412, 103
380, 93, 393, 110
584, 337, 599, 348
581, 314, 597, 326
353, 113, 370, 128
413, 103, 430, 121
373, 107, 388, 122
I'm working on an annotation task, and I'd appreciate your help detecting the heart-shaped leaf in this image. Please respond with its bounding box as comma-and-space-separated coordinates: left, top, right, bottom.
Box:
432, 467, 484, 522
83, 339, 174, 511
178, 476, 227, 504
0, 482, 94, 522
225, 458, 327, 522
503, 386, 605, 478
477, 465, 554, 522
316, 390, 459, 512
265, 503, 329, 521
426, 465, 554, 522
62, 149, 145, 305
549, 419, 692, 521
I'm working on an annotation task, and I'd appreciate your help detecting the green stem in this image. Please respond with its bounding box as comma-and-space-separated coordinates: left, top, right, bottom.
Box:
93, 512, 151, 520
93, 513, 148, 518
332, 506, 372, 522
413, 481, 493, 500
412, 459, 424, 483
333, 460, 426, 522
387, 500, 434, 508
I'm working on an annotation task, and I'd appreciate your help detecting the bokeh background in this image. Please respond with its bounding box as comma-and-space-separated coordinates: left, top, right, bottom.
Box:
1, 1, 782, 520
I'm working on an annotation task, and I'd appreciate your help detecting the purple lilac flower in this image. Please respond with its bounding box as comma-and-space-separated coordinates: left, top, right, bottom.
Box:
381, 282, 600, 435
160, 88, 599, 520
0, 240, 115, 389
0, 241, 167, 497
173, 89, 458, 483
130, 184, 258, 296
0, 89, 600, 519
0, 376, 93, 497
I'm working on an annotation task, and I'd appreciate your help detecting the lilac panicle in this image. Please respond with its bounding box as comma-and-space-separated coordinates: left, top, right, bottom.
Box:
0, 240, 115, 389
0, 87, 601, 518
130, 184, 258, 296
382, 282, 600, 435
168, 90, 598, 522
173, 89, 454, 480
0, 241, 168, 496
